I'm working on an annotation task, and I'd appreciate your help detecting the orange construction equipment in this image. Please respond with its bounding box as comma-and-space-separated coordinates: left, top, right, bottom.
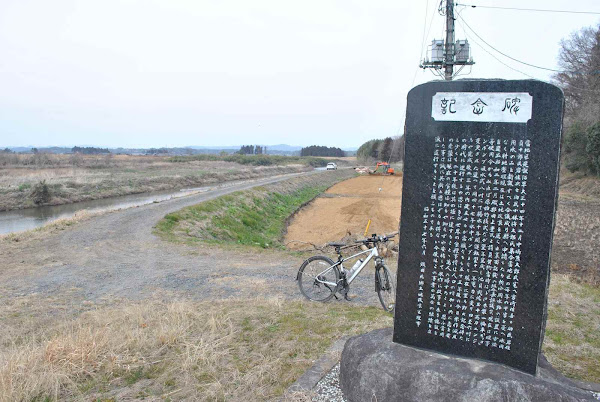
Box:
369, 162, 395, 175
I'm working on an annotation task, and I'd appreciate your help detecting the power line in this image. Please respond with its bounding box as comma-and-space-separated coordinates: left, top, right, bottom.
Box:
456, 3, 600, 15
418, 0, 430, 63
458, 9, 600, 76
424, 0, 439, 57
455, 17, 536, 79
412, 0, 431, 87
420, 1, 474, 79
456, 13, 562, 72
456, 12, 600, 91
413, 0, 440, 86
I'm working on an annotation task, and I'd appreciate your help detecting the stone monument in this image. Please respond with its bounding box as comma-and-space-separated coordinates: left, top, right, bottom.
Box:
393, 79, 562, 374
339, 80, 596, 401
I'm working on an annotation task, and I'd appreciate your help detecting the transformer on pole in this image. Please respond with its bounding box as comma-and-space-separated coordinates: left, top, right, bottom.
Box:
420, 1, 474, 80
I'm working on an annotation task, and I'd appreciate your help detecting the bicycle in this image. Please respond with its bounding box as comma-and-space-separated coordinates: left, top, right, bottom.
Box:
295, 232, 397, 312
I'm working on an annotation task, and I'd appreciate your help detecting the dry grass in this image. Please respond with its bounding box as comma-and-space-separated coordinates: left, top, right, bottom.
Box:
0, 275, 597, 401
0, 154, 309, 211
552, 181, 600, 285
0, 297, 391, 401
544, 274, 600, 383
559, 170, 600, 201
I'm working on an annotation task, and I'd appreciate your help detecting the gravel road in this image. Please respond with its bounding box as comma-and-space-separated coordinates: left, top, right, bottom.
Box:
0, 170, 382, 311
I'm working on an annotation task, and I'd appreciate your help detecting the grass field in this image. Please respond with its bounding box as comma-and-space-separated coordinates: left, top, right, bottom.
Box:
0, 154, 351, 211
167, 153, 347, 167
0, 297, 391, 401
0, 274, 596, 401
154, 170, 356, 248
544, 275, 600, 382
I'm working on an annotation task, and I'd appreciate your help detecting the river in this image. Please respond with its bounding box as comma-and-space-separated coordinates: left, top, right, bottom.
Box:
0, 186, 209, 235
0, 168, 335, 236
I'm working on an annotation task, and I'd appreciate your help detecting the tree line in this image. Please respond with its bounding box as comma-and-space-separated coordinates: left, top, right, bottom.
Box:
356, 136, 404, 164
300, 145, 345, 157
555, 25, 600, 176
72, 146, 110, 154
237, 145, 266, 155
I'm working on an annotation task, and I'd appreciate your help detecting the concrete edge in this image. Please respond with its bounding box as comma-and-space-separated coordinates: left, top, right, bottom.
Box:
572, 379, 600, 393
278, 331, 600, 399
282, 336, 349, 398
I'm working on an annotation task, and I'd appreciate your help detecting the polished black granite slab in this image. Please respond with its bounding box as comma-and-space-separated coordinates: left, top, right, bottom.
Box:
393, 80, 564, 374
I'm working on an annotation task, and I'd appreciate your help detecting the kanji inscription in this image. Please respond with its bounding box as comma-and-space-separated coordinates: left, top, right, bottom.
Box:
394, 80, 564, 375
415, 137, 530, 351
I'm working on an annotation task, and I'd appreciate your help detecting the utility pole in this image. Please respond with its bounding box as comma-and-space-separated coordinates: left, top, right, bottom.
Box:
444, 0, 455, 80
420, 0, 474, 80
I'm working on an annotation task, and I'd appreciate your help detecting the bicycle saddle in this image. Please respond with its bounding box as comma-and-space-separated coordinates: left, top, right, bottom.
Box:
327, 242, 346, 247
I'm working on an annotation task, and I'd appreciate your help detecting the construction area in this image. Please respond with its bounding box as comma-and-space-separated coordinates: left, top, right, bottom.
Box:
285, 174, 403, 250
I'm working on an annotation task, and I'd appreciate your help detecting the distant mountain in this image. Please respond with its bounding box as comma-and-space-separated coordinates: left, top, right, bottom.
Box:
187, 146, 240, 150
5, 143, 357, 155
184, 144, 303, 156
265, 144, 302, 152
187, 144, 303, 151
8, 147, 33, 153
7, 146, 71, 153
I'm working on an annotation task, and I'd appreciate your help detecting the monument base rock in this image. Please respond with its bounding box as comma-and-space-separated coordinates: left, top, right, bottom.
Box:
340, 328, 595, 402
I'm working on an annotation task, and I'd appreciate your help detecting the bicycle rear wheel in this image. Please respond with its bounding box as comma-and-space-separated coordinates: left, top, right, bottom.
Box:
297, 256, 340, 302
376, 264, 396, 313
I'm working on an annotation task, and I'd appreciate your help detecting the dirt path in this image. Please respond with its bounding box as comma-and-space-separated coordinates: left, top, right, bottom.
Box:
2, 169, 595, 325
285, 174, 403, 250
0, 170, 385, 318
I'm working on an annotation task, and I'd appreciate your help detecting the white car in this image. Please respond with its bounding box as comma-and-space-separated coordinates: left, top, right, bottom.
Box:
326, 162, 337, 170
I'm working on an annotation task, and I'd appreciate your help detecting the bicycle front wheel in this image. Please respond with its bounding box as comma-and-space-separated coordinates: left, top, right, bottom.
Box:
297, 256, 340, 302
376, 264, 396, 313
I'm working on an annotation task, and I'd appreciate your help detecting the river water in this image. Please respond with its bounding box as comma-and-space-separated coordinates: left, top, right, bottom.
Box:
0, 168, 331, 236
0, 187, 209, 235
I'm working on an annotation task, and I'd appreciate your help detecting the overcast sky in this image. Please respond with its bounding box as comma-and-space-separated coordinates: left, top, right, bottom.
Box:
0, 0, 598, 149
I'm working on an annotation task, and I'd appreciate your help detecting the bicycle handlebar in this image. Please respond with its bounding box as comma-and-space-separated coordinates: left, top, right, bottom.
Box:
353, 231, 398, 245
326, 233, 398, 250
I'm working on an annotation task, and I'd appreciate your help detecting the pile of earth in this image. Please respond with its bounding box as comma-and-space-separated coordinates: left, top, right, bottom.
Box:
284, 174, 402, 250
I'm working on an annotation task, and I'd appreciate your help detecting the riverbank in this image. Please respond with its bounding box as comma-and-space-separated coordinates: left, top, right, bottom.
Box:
0, 174, 296, 235
0, 154, 333, 212
154, 169, 356, 249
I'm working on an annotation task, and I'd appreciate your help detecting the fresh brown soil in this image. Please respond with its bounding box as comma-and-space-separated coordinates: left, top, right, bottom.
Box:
284, 173, 599, 285
284, 174, 402, 250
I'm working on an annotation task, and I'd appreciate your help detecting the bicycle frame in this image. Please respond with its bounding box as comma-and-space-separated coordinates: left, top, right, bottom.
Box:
315, 246, 380, 288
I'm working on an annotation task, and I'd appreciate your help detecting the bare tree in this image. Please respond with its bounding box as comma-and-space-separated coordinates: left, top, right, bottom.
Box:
554, 25, 600, 124
554, 24, 600, 175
